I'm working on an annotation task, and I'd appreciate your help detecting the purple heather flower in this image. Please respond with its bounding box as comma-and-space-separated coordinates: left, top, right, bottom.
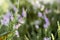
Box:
16, 13, 25, 24
43, 15, 50, 29
1, 16, 9, 26
43, 23, 49, 29
44, 37, 51, 40
44, 15, 50, 25
38, 12, 43, 18
18, 17, 25, 24
1, 11, 13, 26
13, 24, 21, 29
22, 8, 26, 17
6, 11, 14, 21
6, 11, 12, 17
10, 3, 18, 12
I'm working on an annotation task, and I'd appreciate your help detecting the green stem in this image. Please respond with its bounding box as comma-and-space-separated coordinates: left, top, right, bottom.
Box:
57, 21, 60, 40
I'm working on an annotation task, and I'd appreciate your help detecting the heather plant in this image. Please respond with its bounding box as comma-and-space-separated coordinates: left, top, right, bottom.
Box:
0, 0, 60, 40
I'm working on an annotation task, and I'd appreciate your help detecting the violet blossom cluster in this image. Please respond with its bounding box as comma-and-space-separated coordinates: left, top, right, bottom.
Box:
0, 11, 13, 26
38, 12, 50, 29
0, 4, 27, 37
43, 15, 50, 29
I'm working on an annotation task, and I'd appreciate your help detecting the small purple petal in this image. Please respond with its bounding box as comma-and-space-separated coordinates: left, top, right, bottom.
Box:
43, 23, 49, 29
44, 15, 50, 25
13, 24, 21, 29
4, 11, 12, 18
43, 15, 50, 29
0, 11, 13, 26
1, 18, 9, 26
6, 11, 14, 21
22, 8, 26, 17
10, 3, 18, 12
16, 14, 25, 24
18, 17, 25, 24
38, 12, 43, 18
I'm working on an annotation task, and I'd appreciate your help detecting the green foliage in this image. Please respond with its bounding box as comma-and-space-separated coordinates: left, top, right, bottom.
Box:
0, 0, 60, 40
